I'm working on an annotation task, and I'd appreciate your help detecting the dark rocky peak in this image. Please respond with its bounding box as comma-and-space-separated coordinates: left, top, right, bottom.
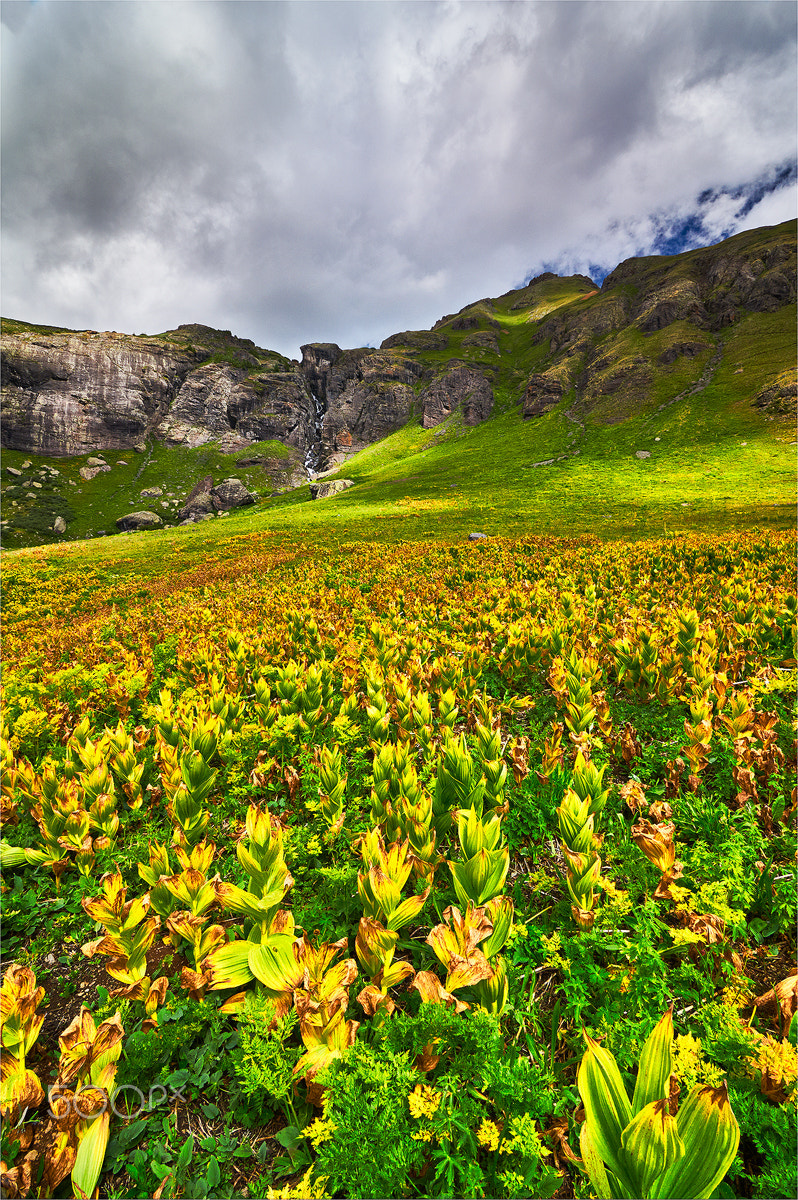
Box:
300, 343, 343, 402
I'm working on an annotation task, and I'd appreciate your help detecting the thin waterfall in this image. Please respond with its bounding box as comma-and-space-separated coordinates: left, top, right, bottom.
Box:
304, 388, 326, 475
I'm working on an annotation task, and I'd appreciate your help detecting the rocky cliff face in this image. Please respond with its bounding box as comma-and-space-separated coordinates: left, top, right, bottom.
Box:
521, 221, 797, 424
301, 345, 425, 470
1, 331, 199, 455
1, 324, 317, 459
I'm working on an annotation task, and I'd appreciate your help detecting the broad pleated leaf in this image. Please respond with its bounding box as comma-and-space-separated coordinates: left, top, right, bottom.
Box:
619, 1098, 684, 1195
72, 1109, 111, 1200
652, 1082, 740, 1199
632, 1009, 674, 1116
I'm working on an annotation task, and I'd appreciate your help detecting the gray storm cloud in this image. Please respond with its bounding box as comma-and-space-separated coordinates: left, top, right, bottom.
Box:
2, 0, 795, 357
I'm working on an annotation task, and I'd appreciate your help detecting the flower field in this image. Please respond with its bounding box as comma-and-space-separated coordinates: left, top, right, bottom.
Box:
1, 529, 796, 1199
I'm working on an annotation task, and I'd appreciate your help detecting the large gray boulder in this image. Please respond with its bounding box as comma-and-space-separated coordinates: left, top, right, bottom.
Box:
210, 478, 257, 510
309, 479, 354, 500
116, 510, 163, 531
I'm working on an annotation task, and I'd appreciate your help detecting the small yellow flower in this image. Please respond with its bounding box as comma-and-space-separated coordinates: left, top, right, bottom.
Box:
267, 1166, 329, 1198
476, 1118, 501, 1151
408, 1084, 441, 1118
305, 1117, 336, 1146
411, 1128, 436, 1142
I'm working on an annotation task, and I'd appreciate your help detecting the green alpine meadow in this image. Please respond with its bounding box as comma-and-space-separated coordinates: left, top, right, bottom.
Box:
1, 220, 796, 1200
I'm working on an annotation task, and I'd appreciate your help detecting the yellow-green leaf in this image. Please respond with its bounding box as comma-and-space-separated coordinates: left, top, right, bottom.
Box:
653, 1082, 740, 1200
619, 1098, 684, 1195
632, 1009, 674, 1116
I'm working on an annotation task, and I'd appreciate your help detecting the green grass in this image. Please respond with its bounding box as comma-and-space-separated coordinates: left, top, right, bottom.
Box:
0, 440, 300, 549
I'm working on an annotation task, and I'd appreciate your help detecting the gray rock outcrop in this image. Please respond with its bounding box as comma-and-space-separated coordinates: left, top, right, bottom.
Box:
116, 510, 163, 531
523, 373, 565, 418
309, 479, 354, 500
1, 327, 318, 458
419, 366, 494, 429
210, 478, 257, 509
753, 370, 796, 416
1, 332, 200, 455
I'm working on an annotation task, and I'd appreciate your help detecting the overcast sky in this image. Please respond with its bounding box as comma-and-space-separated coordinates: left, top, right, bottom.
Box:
2, 0, 795, 359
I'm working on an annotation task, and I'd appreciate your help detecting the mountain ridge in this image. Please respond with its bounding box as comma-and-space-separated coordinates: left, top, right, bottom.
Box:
1, 219, 795, 546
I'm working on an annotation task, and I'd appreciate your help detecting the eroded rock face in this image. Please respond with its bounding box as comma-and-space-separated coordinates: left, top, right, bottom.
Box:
232, 369, 317, 450
523, 373, 565, 418
419, 366, 494, 429
1, 329, 318, 458
1, 332, 199, 455
301, 344, 423, 471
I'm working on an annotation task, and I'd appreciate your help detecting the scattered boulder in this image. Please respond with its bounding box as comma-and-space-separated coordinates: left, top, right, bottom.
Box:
178, 475, 214, 520
133, 443, 147, 453
468, 532, 488, 541
53, 515, 67, 534
141, 486, 163, 498
86, 456, 107, 467
309, 479, 354, 500
6, 467, 22, 477
115, 510, 163, 531
79, 464, 111, 481
210, 477, 257, 510
635, 450, 651, 459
